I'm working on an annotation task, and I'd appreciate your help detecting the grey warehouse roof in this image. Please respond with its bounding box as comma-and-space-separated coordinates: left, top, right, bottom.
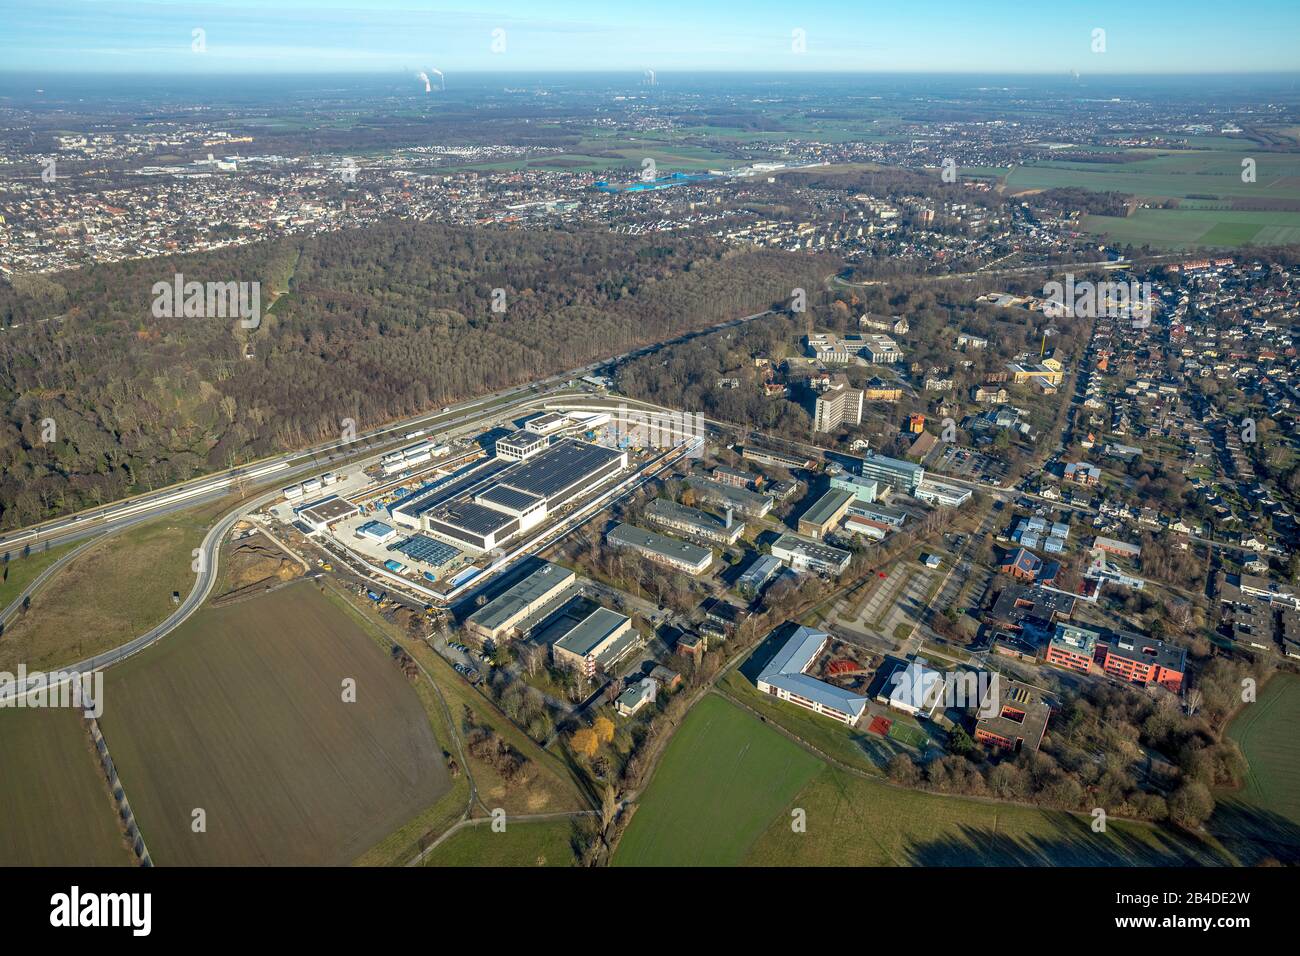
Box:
465, 563, 575, 633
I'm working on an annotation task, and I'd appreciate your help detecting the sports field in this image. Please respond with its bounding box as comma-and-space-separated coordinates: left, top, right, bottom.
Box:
422, 818, 579, 867
97, 580, 451, 865
887, 721, 930, 749
0, 706, 133, 866
612, 695, 822, 866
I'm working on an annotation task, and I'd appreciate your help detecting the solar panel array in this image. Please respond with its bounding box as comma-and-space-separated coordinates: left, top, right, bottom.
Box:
392, 534, 463, 566
499, 438, 624, 503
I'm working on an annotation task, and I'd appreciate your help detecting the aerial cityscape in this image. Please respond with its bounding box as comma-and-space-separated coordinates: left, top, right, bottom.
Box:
0, 0, 1296, 933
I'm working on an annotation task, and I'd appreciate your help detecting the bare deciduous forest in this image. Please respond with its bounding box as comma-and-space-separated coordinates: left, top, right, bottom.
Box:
0, 223, 836, 526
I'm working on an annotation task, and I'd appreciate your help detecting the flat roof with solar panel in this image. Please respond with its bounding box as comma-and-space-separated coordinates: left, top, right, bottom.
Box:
419, 438, 625, 552
429, 499, 518, 537
392, 534, 463, 567
475, 484, 545, 515
497, 438, 626, 505
390, 459, 509, 523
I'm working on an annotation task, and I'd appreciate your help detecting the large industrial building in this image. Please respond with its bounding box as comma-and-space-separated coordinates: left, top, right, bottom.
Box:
392, 438, 627, 552
464, 562, 576, 643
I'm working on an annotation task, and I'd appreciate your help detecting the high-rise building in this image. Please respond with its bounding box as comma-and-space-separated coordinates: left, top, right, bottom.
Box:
813, 383, 864, 432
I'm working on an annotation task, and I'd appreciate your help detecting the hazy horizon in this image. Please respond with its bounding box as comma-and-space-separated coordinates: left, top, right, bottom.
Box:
5, 1, 1299, 76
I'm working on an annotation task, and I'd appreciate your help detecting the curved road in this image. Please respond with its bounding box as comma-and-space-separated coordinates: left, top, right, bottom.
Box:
0, 306, 782, 704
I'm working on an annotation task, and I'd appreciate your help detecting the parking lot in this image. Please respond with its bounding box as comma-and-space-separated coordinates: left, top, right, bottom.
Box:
926, 442, 1008, 484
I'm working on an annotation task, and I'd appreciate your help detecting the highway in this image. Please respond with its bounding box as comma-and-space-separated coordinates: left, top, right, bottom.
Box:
0, 306, 776, 556
0, 307, 779, 704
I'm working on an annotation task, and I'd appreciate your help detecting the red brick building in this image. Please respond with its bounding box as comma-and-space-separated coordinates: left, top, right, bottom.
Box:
1045, 623, 1100, 674
1099, 634, 1186, 692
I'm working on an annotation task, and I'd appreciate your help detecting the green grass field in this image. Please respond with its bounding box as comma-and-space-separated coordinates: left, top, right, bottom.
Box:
1005, 150, 1300, 202
989, 146, 1300, 249
0, 706, 133, 866
1083, 208, 1300, 249
747, 767, 1234, 867
887, 722, 930, 749
0, 539, 78, 612
97, 580, 451, 865
1211, 674, 1300, 864
617, 693, 1232, 867
719, 663, 914, 774
1225, 674, 1300, 821
613, 695, 822, 866
422, 819, 579, 867
0, 499, 232, 672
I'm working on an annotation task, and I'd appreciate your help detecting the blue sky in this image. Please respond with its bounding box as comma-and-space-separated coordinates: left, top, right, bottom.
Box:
2, 0, 1298, 74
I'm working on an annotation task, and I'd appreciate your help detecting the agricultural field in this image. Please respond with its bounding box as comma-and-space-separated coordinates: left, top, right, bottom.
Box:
985, 146, 1300, 248
1083, 208, 1300, 249
612, 694, 823, 866
0, 706, 134, 866
422, 818, 579, 867
1004, 149, 1300, 203
97, 580, 451, 866
1211, 673, 1300, 865
615, 693, 1232, 867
